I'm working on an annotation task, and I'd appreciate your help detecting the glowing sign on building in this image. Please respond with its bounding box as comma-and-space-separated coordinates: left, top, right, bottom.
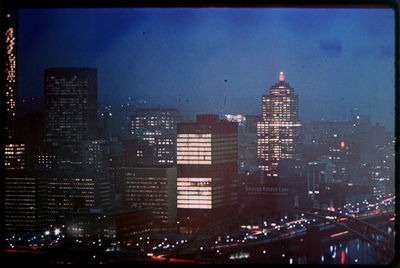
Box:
224, 114, 246, 126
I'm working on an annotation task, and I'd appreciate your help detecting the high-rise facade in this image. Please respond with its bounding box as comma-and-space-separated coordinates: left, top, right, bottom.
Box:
47, 171, 97, 226
4, 171, 47, 237
44, 68, 97, 143
4, 143, 25, 170
176, 114, 238, 233
123, 166, 177, 230
129, 108, 182, 165
2, 9, 26, 172
257, 72, 302, 177
3, 9, 17, 141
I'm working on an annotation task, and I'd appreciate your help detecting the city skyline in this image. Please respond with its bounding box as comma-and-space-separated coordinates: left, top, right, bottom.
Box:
3, 5, 397, 265
17, 7, 395, 130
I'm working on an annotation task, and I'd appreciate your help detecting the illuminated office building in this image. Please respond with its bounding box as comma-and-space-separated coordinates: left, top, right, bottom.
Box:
3, 9, 17, 141
4, 143, 25, 170
123, 166, 177, 230
37, 152, 56, 170
257, 72, 302, 177
2, 10, 25, 172
129, 108, 182, 165
47, 172, 96, 226
176, 114, 238, 233
44, 68, 97, 143
4, 172, 47, 237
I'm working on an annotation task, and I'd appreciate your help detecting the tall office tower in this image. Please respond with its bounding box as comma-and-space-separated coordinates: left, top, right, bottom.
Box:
176, 114, 238, 233
129, 108, 182, 165
44, 68, 97, 143
123, 166, 177, 230
257, 72, 302, 177
3, 9, 17, 141
2, 10, 26, 171
4, 171, 47, 238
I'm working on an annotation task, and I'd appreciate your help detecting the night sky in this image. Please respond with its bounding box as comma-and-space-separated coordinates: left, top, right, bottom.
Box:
17, 7, 395, 130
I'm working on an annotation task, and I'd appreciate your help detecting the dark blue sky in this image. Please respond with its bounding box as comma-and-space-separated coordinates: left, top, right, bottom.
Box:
17, 8, 395, 130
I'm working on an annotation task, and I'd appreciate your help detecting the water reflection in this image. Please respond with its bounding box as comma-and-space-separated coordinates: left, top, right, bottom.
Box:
318, 238, 380, 264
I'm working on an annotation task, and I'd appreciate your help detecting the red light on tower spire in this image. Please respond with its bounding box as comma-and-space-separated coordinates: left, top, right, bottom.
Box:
279, 72, 285, 82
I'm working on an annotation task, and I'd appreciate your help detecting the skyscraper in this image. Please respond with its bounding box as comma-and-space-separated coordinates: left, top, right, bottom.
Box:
3, 9, 17, 141
176, 114, 238, 233
129, 108, 182, 165
44, 68, 97, 143
2, 9, 27, 172
257, 72, 302, 177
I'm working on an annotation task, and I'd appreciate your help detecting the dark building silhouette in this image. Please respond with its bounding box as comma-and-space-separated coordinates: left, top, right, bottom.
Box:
43, 67, 97, 170
240, 115, 261, 174
44, 67, 97, 144
98, 112, 113, 139
225, 114, 261, 174
14, 112, 46, 171
65, 208, 153, 244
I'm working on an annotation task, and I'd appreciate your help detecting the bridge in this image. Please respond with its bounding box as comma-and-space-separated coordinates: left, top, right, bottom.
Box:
165, 201, 395, 263
293, 207, 395, 261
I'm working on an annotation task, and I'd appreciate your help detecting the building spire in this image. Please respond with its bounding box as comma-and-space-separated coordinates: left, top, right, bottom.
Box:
279, 71, 285, 82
